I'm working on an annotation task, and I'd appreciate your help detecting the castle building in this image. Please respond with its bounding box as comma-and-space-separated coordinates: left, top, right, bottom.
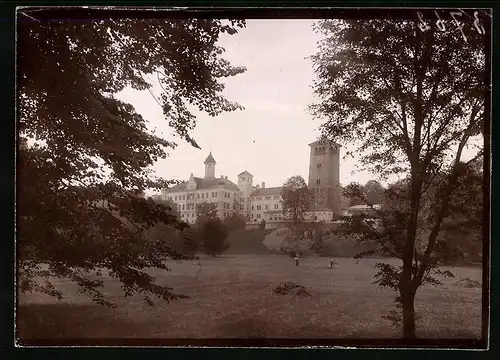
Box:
161, 153, 240, 224
250, 185, 284, 222
162, 139, 342, 225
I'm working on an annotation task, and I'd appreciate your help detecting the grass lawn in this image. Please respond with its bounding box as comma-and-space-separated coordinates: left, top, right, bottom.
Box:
17, 255, 483, 341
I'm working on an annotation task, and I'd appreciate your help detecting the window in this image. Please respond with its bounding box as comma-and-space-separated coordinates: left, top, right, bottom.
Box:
274, 204, 279, 210
182, 195, 185, 200
265, 204, 269, 210
265, 196, 270, 200
182, 204, 185, 210
274, 195, 279, 200
197, 194, 200, 199
174, 196, 177, 201
316, 179, 321, 185
257, 205, 261, 210
202, 193, 205, 199
252, 205, 254, 210
317, 163, 322, 168
257, 214, 261, 218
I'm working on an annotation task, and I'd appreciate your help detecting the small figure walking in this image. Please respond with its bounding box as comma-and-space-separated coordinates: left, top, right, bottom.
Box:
329, 257, 334, 269
295, 255, 299, 267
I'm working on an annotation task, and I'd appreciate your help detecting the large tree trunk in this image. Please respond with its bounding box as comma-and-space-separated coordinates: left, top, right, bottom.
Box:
400, 286, 417, 339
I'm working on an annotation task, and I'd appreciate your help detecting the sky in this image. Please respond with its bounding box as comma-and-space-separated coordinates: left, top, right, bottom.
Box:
118, 19, 373, 190
116, 19, 480, 191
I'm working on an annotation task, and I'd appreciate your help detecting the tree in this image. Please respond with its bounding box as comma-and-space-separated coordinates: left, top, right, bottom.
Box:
310, 224, 327, 255
281, 175, 313, 221
223, 213, 246, 230
17, 8, 246, 307
195, 201, 218, 227
310, 16, 486, 338
364, 180, 385, 205
279, 176, 314, 254
181, 228, 200, 256
346, 180, 384, 207
201, 219, 229, 257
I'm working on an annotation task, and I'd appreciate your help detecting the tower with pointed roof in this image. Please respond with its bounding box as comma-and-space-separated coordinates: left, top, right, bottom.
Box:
204, 152, 216, 178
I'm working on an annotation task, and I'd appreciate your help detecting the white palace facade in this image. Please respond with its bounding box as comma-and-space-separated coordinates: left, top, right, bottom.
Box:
161, 139, 342, 226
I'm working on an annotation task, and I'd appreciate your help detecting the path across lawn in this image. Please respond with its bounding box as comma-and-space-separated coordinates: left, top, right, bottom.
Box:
17, 255, 483, 340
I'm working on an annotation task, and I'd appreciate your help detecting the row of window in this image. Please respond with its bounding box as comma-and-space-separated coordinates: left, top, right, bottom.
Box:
315, 144, 338, 154
252, 195, 281, 201
169, 191, 235, 202
250, 214, 285, 221
251, 203, 280, 211
180, 212, 233, 219
177, 202, 232, 211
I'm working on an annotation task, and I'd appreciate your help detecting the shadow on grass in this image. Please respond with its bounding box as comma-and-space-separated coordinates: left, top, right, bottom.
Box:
17, 304, 136, 340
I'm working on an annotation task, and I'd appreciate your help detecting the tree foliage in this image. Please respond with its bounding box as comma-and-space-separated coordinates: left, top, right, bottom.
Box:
195, 201, 219, 227
201, 219, 229, 257
364, 180, 385, 205
346, 180, 385, 207
223, 213, 246, 230
281, 175, 313, 221
278, 175, 315, 254
17, 9, 246, 307
311, 16, 486, 338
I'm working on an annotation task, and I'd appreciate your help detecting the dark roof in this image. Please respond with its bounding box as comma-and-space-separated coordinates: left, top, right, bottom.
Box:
167, 176, 239, 193
251, 186, 283, 197
238, 170, 253, 177
204, 152, 216, 164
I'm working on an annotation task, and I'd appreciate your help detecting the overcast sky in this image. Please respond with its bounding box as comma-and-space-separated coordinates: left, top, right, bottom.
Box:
118, 19, 375, 190
116, 19, 480, 191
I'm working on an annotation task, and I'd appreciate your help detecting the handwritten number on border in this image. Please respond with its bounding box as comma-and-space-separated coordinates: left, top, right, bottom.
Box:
417, 12, 430, 32
474, 11, 485, 34
434, 11, 446, 31
450, 11, 467, 43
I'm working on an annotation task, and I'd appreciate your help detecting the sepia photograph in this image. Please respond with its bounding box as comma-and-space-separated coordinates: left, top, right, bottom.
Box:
15, 7, 490, 349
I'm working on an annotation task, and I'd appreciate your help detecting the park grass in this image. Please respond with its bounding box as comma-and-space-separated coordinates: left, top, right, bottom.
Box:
17, 255, 483, 341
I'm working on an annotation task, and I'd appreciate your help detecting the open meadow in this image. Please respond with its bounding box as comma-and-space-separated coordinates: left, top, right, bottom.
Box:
17, 255, 483, 341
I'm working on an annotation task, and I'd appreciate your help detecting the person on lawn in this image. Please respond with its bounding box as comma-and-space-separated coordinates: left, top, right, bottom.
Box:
295, 254, 299, 267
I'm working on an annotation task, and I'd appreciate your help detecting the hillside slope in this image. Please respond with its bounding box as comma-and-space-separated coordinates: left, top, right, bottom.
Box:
225, 229, 272, 254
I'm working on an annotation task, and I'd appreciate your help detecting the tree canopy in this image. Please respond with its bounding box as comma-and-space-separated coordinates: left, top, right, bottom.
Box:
280, 175, 313, 221
311, 16, 487, 338
195, 201, 219, 227
201, 218, 229, 257
17, 10, 246, 306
